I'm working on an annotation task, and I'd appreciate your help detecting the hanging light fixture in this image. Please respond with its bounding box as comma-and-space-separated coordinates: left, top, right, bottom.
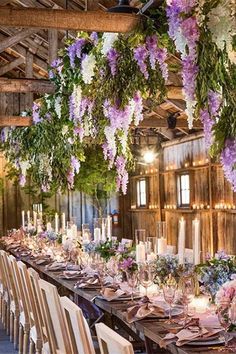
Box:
107, 0, 139, 14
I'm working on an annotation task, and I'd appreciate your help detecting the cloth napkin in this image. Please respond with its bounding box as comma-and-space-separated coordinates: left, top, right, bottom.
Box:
45, 262, 66, 271
126, 300, 165, 323
100, 287, 126, 301
160, 327, 223, 348
75, 276, 100, 289
59, 270, 82, 279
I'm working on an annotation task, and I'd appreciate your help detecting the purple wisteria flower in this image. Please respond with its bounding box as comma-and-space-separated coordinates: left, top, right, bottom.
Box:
146, 35, 168, 81
32, 102, 41, 124
118, 257, 136, 271
67, 169, 75, 189
182, 54, 198, 100
74, 126, 84, 142
133, 91, 143, 125
41, 183, 50, 192
67, 38, 86, 68
71, 156, 80, 174
221, 139, 236, 192
107, 48, 119, 76
133, 45, 149, 79
90, 32, 98, 44
19, 174, 26, 187
180, 16, 199, 51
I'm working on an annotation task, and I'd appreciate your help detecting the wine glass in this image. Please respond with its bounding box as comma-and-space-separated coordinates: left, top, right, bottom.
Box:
180, 275, 195, 324
218, 304, 232, 349
126, 270, 139, 304
139, 263, 155, 298
106, 257, 119, 285
163, 275, 177, 323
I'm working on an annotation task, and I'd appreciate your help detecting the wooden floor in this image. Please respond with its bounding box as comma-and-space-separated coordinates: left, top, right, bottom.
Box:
0, 322, 17, 354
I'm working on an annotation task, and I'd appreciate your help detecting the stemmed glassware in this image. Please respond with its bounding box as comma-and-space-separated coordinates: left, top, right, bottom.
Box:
126, 270, 139, 304
163, 275, 177, 323
106, 257, 119, 285
179, 275, 195, 324
218, 304, 232, 350
138, 263, 155, 298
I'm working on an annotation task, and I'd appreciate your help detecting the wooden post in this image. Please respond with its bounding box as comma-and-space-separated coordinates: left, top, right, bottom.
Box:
25, 51, 33, 110
48, 29, 58, 65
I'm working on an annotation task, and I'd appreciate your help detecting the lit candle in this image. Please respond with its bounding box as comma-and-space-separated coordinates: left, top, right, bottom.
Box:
101, 218, 106, 242
71, 224, 77, 239
136, 242, 146, 263
191, 296, 209, 314
192, 218, 201, 265
55, 213, 59, 233
21, 210, 25, 228
94, 228, 101, 243
33, 211, 37, 227
178, 217, 186, 265
46, 222, 52, 232
107, 215, 112, 241
27, 210, 30, 223
61, 213, 66, 231
147, 252, 156, 262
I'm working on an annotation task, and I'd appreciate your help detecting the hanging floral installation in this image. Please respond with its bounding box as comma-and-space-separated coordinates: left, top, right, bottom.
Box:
0, 0, 236, 193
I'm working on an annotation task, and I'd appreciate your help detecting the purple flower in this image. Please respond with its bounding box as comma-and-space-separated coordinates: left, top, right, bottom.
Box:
221, 138, 236, 192
67, 169, 75, 189
67, 38, 86, 68
208, 90, 221, 116
74, 126, 84, 142
133, 91, 143, 125
181, 16, 199, 51
71, 156, 80, 174
119, 257, 135, 271
133, 45, 149, 79
41, 183, 50, 192
19, 174, 26, 187
90, 32, 98, 44
107, 48, 119, 76
182, 54, 198, 100
32, 102, 41, 124
200, 109, 214, 149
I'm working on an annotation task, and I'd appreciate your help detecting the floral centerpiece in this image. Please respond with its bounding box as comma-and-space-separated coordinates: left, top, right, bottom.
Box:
215, 278, 236, 306
196, 251, 236, 303
95, 240, 117, 261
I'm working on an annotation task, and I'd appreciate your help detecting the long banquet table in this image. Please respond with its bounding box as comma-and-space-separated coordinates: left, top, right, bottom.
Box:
2, 245, 233, 354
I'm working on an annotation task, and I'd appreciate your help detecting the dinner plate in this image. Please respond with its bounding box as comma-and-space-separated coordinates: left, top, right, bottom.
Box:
97, 293, 142, 301
187, 335, 229, 346
147, 307, 183, 319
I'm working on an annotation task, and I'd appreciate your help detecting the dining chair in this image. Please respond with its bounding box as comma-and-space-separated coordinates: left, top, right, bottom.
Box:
28, 268, 52, 354
60, 296, 95, 354
0, 250, 9, 333
38, 278, 73, 354
0, 251, 20, 345
9, 255, 31, 354
95, 323, 134, 354
17, 261, 43, 354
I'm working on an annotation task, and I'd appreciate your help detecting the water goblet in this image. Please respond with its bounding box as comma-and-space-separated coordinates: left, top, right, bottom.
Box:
126, 270, 139, 304
163, 275, 177, 323
179, 275, 195, 324
218, 303, 232, 350
139, 263, 155, 298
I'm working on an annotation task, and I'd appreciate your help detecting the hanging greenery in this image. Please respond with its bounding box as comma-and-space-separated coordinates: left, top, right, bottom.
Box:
0, 17, 170, 195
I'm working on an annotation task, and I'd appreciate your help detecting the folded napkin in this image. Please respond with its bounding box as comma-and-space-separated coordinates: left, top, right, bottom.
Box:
59, 270, 82, 279
46, 262, 66, 271
160, 327, 222, 348
126, 299, 165, 323
75, 277, 100, 289
100, 287, 126, 301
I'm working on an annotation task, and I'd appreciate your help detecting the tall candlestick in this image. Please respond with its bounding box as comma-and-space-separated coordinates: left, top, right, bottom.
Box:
33, 211, 37, 228
157, 237, 167, 255
94, 228, 101, 243
178, 217, 186, 265
71, 224, 77, 239
27, 210, 30, 223
61, 213, 66, 231
55, 213, 59, 233
136, 242, 146, 263
107, 215, 112, 241
46, 222, 52, 232
21, 210, 25, 228
192, 218, 201, 265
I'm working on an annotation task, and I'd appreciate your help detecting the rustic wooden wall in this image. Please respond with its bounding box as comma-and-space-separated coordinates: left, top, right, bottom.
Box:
123, 133, 236, 256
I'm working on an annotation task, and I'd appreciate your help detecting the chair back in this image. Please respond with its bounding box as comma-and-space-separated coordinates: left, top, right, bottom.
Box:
8, 255, 30, 324
95, 323, 134, 354
1, 252, 19, 310
38, 279, 72, 354
17, 261, 42, 338
60, 296, 95, 354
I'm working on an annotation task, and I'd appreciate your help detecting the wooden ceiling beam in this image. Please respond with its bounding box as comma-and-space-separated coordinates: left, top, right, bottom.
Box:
0, 28, 40, 53
0, 7, 140, 33
138, 117, 202, 129
0, 56, 25, 76
0, 77, 54, 93
0, 116, 32, 126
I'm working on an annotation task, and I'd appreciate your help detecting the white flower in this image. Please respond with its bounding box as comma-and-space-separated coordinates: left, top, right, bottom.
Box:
101, 32, 119, 55
54, 96, 61, 118
62, 125, 69, 136
81, 54, 96, 84
185, 99, 196, 129
19, 160, 30, 176
21, 111, 27, 117
72, 85, 82, 118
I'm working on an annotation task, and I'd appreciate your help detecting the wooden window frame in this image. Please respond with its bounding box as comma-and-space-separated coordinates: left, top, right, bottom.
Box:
136, 178, 149, 208
177, 172, 191, 208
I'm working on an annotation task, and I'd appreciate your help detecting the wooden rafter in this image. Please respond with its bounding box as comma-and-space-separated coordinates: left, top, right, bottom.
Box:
0, 78, 54, 93
0, 56, 25, 76
0, 116, 32, 126
0, 7, 140, 33
0, 28, 39, 53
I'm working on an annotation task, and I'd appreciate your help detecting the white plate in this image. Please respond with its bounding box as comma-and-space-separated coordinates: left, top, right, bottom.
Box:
187, 335, 226, 346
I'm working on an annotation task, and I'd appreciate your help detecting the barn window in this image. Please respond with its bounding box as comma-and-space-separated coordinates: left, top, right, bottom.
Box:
137, 178, 147, 208
177, 173, 190, 207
